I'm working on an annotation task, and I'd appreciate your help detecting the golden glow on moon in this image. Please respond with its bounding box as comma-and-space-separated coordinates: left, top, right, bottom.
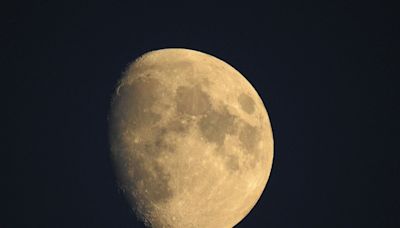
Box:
109, 48, 273, 228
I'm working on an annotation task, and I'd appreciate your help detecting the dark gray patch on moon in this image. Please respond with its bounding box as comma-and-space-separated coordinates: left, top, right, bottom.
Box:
167, 118, 190, 134
176, 85, 211, 115
225, 154, 240, 171
139, 162, 174, 203
117, 148, 174, 205
239, 123, 260, 151
144, 141, 161, 157
238, 93, 256, 114
112, 130, 176, 212
154, 128, 172, 152
113, 78, 163, 128
130, 129, 178, 203
198, 108, 235, 146
154, 122, 188, 153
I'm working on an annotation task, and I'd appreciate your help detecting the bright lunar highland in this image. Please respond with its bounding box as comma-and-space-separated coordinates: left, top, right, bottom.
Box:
109, 48, 274, 228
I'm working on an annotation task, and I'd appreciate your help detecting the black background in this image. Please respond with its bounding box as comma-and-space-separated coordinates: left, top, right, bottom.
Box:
2, 1, 399, 227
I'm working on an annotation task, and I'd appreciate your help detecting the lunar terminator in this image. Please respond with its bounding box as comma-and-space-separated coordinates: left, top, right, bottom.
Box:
109, 48, 273, 228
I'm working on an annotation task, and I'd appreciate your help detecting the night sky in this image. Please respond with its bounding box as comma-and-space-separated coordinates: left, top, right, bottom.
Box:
2, 2, 399, 227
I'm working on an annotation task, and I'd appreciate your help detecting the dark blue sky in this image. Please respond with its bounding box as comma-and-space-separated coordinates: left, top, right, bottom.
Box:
2, 2, 399, 227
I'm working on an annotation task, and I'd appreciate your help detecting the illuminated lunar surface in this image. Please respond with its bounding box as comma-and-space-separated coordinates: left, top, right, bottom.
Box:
109, 48, 273, 228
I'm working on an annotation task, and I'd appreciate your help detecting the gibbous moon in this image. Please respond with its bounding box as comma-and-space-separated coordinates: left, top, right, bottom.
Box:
109, 48, 273, 228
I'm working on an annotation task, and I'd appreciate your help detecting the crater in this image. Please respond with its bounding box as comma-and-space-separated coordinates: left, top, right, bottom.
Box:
176, 85, 211, 115
198, 108, 235, 146
238, 93, 255, 114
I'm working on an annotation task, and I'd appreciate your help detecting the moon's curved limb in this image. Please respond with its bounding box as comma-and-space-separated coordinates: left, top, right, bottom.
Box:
109, 48, 273, 228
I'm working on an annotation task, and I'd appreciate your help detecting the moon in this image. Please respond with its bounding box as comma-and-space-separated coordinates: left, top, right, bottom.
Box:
109, 48, 273, 228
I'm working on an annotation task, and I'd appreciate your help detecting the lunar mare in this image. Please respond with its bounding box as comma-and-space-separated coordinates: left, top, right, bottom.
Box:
109, 48, 273, 228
